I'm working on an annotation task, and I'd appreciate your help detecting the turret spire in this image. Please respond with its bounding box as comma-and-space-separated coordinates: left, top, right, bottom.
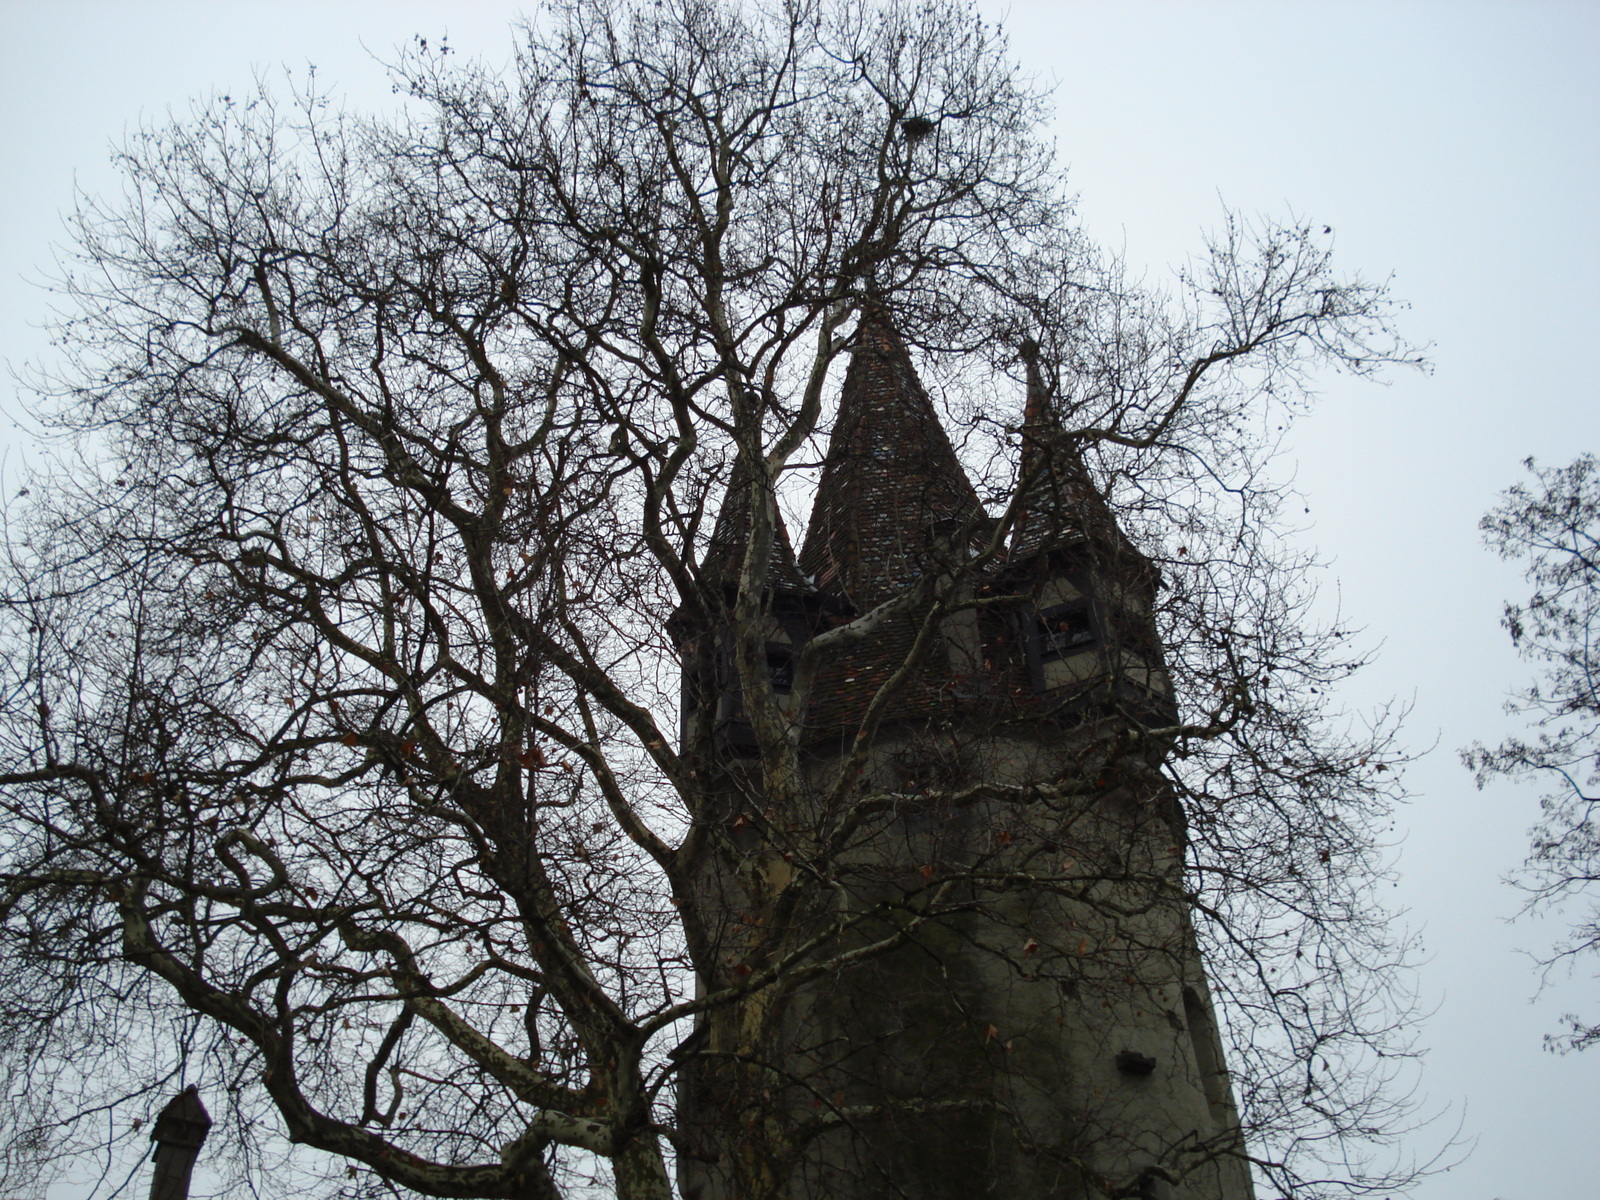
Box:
701, 452, 811, 595
1010, 339, 1133, 562
800, 306, 986, 607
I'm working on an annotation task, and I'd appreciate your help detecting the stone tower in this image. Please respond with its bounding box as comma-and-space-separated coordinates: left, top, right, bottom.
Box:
676, 309, 1256, 1200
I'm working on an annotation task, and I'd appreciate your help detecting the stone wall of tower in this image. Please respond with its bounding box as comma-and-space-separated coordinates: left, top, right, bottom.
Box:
678, 715, 1256, 1200
775, 724, 1254, 1200
675, 313, 1255, 1200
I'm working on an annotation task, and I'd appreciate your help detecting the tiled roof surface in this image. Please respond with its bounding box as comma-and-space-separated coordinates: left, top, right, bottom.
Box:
701, 455, 814, 595
1009, 345, 1141, 566
798, 309, 987, 609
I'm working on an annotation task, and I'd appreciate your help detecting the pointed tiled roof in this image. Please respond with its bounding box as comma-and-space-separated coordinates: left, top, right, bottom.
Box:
799, 307, 987, 608
702, 453, 812, 595
1010, 340, 1137, 563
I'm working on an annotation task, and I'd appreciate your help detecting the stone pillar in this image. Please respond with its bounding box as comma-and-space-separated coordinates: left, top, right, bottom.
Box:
148, 1085, 211, 1200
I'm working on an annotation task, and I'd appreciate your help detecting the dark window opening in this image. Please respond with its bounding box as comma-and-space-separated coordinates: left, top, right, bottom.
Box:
683, 668, 705, 713
1035, 603, 1095, 661
680, 666, 709, 751
766, 644, 796, 694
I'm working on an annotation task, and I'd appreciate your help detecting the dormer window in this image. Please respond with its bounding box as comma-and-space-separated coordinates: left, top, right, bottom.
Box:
1035, 602, 1096, 660
1024, 599, 1102, 695
766, 643, 796, 694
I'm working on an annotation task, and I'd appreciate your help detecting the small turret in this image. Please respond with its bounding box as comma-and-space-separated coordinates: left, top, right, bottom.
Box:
1006, 340, 1174, 720
701, 453, 814, 596
679, 454, 819, 755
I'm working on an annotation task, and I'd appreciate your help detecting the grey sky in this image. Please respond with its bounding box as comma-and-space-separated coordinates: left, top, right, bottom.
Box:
2, 2, 1596, 1197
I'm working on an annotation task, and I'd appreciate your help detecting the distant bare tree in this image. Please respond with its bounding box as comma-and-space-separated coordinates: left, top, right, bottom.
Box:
1466, 454, 1600, 1052
0, 2, 1426, 1197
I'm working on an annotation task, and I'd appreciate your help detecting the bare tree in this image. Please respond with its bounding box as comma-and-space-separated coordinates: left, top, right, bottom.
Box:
1465, 454, 1600, 1052
0, 2, 1427, 1198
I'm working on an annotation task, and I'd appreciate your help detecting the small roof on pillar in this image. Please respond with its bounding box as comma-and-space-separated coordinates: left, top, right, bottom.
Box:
151, 1084, 211, 1148
799, 306, 987, 608
701, 453, 813, 595
1009, 340, 1140, 565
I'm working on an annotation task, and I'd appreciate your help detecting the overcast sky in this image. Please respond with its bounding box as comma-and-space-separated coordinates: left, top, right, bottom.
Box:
2, 2, 1596, 1198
